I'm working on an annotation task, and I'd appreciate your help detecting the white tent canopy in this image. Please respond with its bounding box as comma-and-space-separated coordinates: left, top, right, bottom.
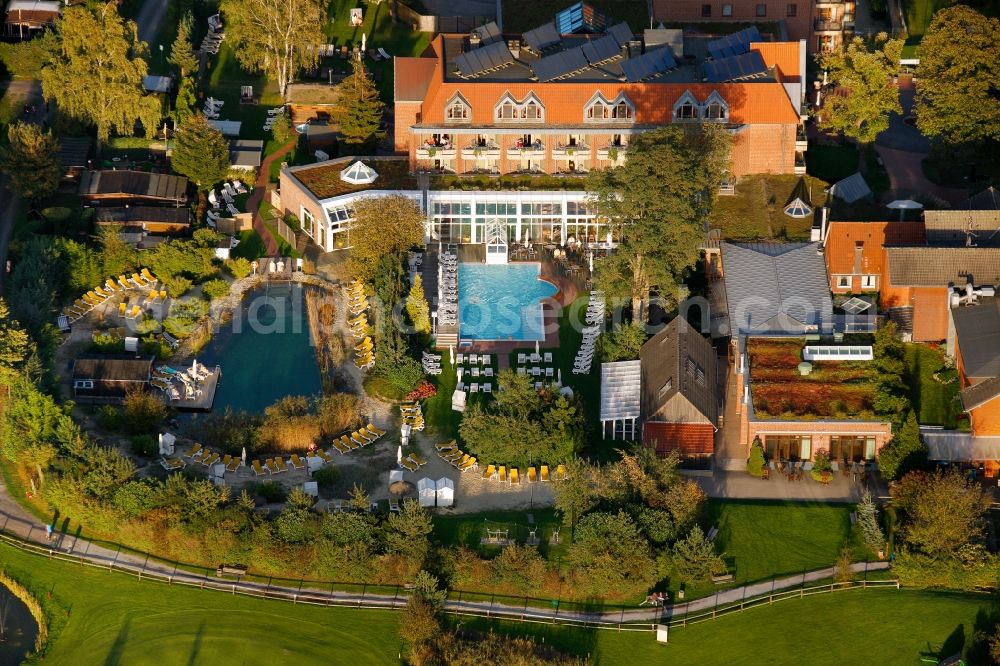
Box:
340, 160, 378, 185
417, 477, 436, 507
435, 477, 455, 507
158, 432, 176, 455
389, 469, 404, 485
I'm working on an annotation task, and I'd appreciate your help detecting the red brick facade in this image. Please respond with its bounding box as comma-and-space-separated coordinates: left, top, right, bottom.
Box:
643, 422, 715, 456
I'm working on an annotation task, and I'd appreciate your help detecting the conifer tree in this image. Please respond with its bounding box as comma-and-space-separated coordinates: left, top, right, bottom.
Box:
333, 58, 385, 148
0, 122, 61, 202
406, 274, 431, 335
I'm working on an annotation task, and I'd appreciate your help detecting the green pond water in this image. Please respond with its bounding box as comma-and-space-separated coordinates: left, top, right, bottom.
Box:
198, 283, 322, 413
0, 585, 39, 665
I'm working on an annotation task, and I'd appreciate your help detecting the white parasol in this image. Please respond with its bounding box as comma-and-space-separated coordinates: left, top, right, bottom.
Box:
557, 368, 562, 386
535, 340, 540, 355
241, 447, 247, 465
589, 251, 594, 272
397, 445, 402, 464
361, 32, 367, 54
449, 345, 455, 365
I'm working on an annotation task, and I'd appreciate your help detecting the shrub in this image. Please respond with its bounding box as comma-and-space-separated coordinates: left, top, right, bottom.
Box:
164, 275, 193, 297
134, 316, 161, 335
95, 404, 122, 430
130, 434, 157, 457
163, 297, 209, 338
671, 525, 727, 581
746, 438, 765, 477
226, 257, 253, 279
122, 387, 167, 435
140, 335, 172, 360
201, 278, 231, 301
255, 481, 287, 504
42, 207, 72, 223
811, 449, 833, 483
857, 489, 886, 554
312, 465, 339, 492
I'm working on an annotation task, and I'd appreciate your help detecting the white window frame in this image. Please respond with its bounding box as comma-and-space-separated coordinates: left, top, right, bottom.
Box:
494, 93, 519, 121
722, 3, 733, 15
835, 275, 850, 289
703, 91, 729, 122
445, 93, 471, 123
861, 275, 878, 289
300, 207, 315, 237
673, 91, 701, 121
74, 379, 94, 389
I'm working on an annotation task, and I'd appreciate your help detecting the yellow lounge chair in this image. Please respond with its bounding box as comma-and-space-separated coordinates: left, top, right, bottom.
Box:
118, 275, 131, 290
527, 466, 537, 483
452, 453, 470, 468
437, 446, 455, 457
359, 426, 379, 441
410, 452, 428, 466
498, 466, 507, 483
202, 452, 220, 467
290, 454, 305, 469
132, 273, 146, 287
141, 268, 156, 283
159, 289, 168, 301
75, 298, 91, 311
555, 464, 567, 481
399, 457, 419, 472
252, 460, 266, 476
192, 449, 208, 464
341, 435, 358, 451
482, 464, 496, 480
435, 439, 456, 451
274, 457, 288, 473
118, 302, 127, 317
316, 449, 333, 463
510, 468, 520, 485
95, 287, 111, 299
222, 454, 232, 467
444, 449, 464, 462
366, 423, 386, 437
331, 439, 349, 454
184, 443, 203, 458
350, 431, 370, 446
105, 279, 118, 293
227, 457, 241, 473
540, 465, 550, 482
459, 456, 477, 471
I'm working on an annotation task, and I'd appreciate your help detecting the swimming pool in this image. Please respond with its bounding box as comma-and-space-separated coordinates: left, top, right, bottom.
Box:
458, 263, 558, 341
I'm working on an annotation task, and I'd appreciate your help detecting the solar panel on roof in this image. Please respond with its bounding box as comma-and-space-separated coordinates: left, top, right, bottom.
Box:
582, 34, 621, 64
556, 1, 608, 34
707, 26, 762, 59
523, 22, 561, 52
607, 22, 633, 46
532, 45, 589, 81
620, 46, 677, 82
704, 51, 767, 82
454, 41, 514, 77
473, 21, 502, 45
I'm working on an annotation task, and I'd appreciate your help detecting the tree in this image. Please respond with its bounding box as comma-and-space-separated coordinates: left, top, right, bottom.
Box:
817, 34, 903, 147
347, 482, 369, 512
894, 470, 990, 556
172, 113, 230, 193
0, 300, 31, 370
877, 411, 927, 480
568, 511, 657, 595
915, 6, 1000, 144
596, 322, 647, 362
856, 489, 886, 554
270, 110, 294, 146
0, 122, 61, 202
746, 437, 765, 477
174, 76, 198, 122
552, 458, 599, 527
226, 257, 253, 279
168, 15, 198, 78
383, 498, 433, 567
406, 274, 431, 335
587, 124, 730, 321
333, 58, 385, 148
40, 3, 161, 146
671, 525, 727, 581
219, 0, 325, 98
349, 195, 424, 283
98, 225, 137, 277
490, 544, 548, 594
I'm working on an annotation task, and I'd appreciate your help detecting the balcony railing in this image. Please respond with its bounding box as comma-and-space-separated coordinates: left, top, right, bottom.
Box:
596, 144, 628, 160
794, 153, 807, 176
416, 144, 456, 159
795, 129, 808, 153
551, 143, 590, 158
814, 19, 842, 31
461, 143, 501, 159
507, 143, 546, 158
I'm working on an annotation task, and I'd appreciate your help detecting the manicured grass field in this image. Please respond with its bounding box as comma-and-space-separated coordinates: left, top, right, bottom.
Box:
904, 343, 962, 429
433, 508, 569, 559
464, 588, 994, 664
704, 500, 865, 584
0, 541, 400, 665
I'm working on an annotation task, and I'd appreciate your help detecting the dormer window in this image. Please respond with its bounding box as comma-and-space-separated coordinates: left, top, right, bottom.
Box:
497, 97, 517, 120
585, 92, 634, 123
703, 91, 729, 121
613, 101, 633, 119
445, 95, 470, 122
588, 101, 609, 119
523, 100, 541, 120
673, 91, 701, 121
495, 92, 545, 122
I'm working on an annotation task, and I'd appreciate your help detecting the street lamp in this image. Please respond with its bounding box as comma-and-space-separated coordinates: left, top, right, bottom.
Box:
159, 44, 164, 65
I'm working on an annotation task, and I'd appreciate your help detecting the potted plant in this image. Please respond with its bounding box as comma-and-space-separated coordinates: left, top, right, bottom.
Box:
810, 449, 833, 484
607, 146, 618, 162
566, 146, 576, 156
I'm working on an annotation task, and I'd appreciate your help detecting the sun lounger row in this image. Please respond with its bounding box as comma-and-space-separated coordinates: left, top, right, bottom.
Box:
329, 423, 387, 454
457, 381, 493, 394
401, 401, 425, 430
457, 353, 493, 365
435, 442, 479, 472
399, 449, 429, 472
422, 350, 442, 375
438, 250, 458, 325
180, 444, 243, 473
479, 463, 567, 484
517, 352, 553, 365
573, 293, 603, 375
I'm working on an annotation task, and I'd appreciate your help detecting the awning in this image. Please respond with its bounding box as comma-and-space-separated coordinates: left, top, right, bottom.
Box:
922, 430, 1000, 461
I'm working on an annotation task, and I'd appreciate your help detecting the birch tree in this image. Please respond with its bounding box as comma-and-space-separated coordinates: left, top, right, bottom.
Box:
219, 0, 325, 98
39, 3, 161, 147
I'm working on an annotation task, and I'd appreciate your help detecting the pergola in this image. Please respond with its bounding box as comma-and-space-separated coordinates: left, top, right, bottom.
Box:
599, 360, 641, 440
484, 218, 508, 264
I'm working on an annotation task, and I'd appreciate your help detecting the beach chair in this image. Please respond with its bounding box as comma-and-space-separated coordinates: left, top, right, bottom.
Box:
399, 457, 418, 472
444, 449, 465, 462
555, 464, 567, 481
227, 457, 241, 473
184, 443, 203, 458
95, 286, 112, 300
351, 431, 371, 446
410, 451, 428, 466
290, 454, 305, 470
452, 453, 470, 469
510, 468, 520, 485
251, 460, 265, 476
459, 456, 477, 472
498, 466, 507, 483
527, 466, 537, 483
75, 298, 91, 311
141, 268, 156, 284
118, 302, 127, 318
331, 438, 350, 454
131, 272, 146, 287
159, 457, 184, 471
341, 435, 358, 451
276, 457, 290, 473
366, 423, 386, 437
482, 464, 497, 481
540, 465, 550, 482
517, 353, 527, 364
378, 47, 391, 60
202, 452, 220, 467
389, 498, 400, 512
192, 449, 208, 464
118, 275, 131, 290
104, 279, 118, 293
544, 352, 553, 363
221, 454, 232, 468
262, 459, 277, 474
316, 449, 334, 463
435, 439, 456, 451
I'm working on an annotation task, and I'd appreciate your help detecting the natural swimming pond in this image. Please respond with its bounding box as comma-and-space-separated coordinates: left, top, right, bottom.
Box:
197, 283, 322, 413
458, 263, 558, 341
0, 585, 39, 665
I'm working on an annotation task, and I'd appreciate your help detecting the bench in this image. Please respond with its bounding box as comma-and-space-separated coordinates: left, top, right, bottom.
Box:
216, 564, 248, 577
706, 525, 719, 542
711, 573, 734, 584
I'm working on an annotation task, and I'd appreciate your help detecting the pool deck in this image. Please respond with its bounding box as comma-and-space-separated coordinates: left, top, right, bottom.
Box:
166, 366, 221, 412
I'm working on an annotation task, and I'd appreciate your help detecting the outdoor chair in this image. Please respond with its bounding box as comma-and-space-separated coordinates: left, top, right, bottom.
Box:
118, 302, 127, 318
274, 457, 288, 473
350, 431, 369, 446
540, 465, 550, 482
341, 435, 358, 451
262, 459, 277, 474
331, 439, 349, 454
202, 452, 220, 467
141, 268, 156, 284
510, 468, 520, 485
399, 457, 418, 472
192, 449, 208, 464
435, 440, 456, 451
117, 275, 131, 290
184, 443, 203, 458
105, 279, 119, 293
290, 454, 305, 470
498, 466, 507, 483
453, 454, 470, 468
527, 467, 537, 483
410, 452, 428, 466
460, 456, 477, 472
482, 464, 497, 481
220, 454, 232, 468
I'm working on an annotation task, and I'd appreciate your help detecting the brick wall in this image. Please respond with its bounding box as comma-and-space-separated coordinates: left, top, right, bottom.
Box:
740, 417, 893, 459
278, 170, 324, 247
395, 101, 421, 154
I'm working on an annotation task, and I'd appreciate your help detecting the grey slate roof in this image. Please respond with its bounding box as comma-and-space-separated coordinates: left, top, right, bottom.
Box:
923, 430, 1000, 461
962, 376, 1000, 411
639, 317, 718, 425
924, 210, 1000, 247
952, 297, 1000, 380
831, 172, 871, 203
721, 242, 833, 335
78, 170, 188, 202
886, 247, 1000, 286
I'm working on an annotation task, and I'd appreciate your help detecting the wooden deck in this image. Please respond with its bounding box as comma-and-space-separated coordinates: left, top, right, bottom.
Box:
166, 366, 221, 412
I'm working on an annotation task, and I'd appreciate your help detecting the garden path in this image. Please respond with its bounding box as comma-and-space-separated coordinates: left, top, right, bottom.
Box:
247, 138, 297, 256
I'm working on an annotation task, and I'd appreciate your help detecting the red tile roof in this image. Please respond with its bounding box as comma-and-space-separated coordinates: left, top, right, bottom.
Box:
393, 57, 438, 102
752, 41, 802, 80
825, 221, 926, 276
643, 422, 715, 456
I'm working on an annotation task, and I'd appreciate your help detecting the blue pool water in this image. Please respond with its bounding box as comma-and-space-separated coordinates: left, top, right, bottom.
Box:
458, 263, 558, 341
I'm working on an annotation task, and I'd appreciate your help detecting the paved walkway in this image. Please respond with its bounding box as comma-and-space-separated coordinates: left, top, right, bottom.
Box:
0, 474, 891, 625
875, 145, 968, 207
246, 139, 297, 256
693, 469, 866, 502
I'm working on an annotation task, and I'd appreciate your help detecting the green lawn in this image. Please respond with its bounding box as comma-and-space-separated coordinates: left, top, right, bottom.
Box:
703, 500, 867, 586
904, 343, 963, 429
433, 508, 569, 560
0, 541, 400, 665
710, 174, 827, 242
463, 588, 996, 665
